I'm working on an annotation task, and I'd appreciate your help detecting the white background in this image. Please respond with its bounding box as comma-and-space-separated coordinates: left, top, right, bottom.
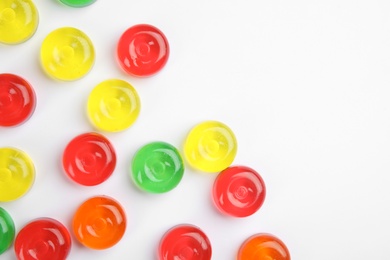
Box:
1, 0, 390, 259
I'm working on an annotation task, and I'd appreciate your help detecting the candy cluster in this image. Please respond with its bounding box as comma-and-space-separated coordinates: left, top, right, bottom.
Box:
0, 1, 291, 259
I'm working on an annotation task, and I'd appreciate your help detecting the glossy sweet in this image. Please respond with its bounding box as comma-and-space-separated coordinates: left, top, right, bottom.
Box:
0, 207, 15, 255
0, 73, 36, 127
87, 79, 141, 132
237, 233, 290, 260
131, 141, 184, 193
117, 24, 169, 77
159, 224, 212, 260
63, 132, 116, 186
40, 27, 95, 81
0, 147, 35, 202
59, 0, 96, 7
0, 0, 39, 44
213, 166, 266, 217
73, 195, 126, 250
14, 218, 72, 260
184, 121, 237, 173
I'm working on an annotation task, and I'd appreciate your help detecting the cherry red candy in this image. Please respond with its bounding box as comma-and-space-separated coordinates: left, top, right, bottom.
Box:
212, 166, 266, 217
117, 24, 169, 77
0, 73, 36, 127
62, 132, 116, 186
158, 224, 212, 260
14, 218, 71, 260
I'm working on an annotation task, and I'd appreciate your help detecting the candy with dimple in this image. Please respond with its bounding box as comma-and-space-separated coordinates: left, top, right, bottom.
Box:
158, 224, 212, 260
117, 24, 170, 77
0, 147, 35, 202
14, 218, 72, 260
0, 207, 15, 255
0, 0, 39, 44
59, 0, 96, 7
213, 166, 266, 217
63, 132, 116, 186
0, 73, 36, 127
184, 121, 237, 173
131, 141, 184, 193
40, 27, 95, 81
87, 79, 141, 132
73, 195, 126, 250
237, 233, 290, 260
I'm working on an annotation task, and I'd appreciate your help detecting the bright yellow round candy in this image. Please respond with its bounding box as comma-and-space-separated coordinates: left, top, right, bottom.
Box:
0, 0, 39, 44
87, 79, 141, 132
184, 121, 237, 173
40, 27, 95, 81
0, 147, 35, 202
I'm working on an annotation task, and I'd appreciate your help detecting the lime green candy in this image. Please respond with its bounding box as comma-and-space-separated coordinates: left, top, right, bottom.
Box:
131, 142, 184, 193
0, 207, 15, 255
59, 0, 96, 7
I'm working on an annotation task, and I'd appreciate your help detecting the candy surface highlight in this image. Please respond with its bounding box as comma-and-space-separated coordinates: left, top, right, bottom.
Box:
184, 121, 237, 173
237, 233, 290, 260
159, 224, 212, 260
0, 147, 35, 202
117, 24, 169, 77
0, 73, 36, 127
0, 0, 39, 44
63, 132, 116, 186
0, 207, 15, 255
131, 141, 184, 193
73, 195, 126, 250
40, 27, 95, 81
59, 0, 96, 7
14, 218, 72, 260
87, 79, 141, 132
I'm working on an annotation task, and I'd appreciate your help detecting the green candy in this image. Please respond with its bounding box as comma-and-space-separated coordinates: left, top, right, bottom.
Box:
59, 0, 96, 7
131, 142, 184, 193
0, 207, 15, 255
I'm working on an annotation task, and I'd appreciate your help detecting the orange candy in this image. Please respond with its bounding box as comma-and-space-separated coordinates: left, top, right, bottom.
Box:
237, 233, 290, 260
72, 195, 126, 250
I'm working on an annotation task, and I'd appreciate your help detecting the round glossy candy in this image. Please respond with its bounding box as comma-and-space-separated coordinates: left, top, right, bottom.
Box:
213, 166, 266, 217
87, 79, 141, 132
73, 195, 126, 249
0, 0, 39, 44
237, 233, 290, 260
14, 218, 72, 260
159, 224, 212, 260
0, 207, 15, 255
131, 141, 184, 193
0, 147, 35, 202
117, 24, 170, 77
184, 121, 237, 173
63, 132, 116, 186
0, 73, 36, 127
59, 0, 96, 7
40, 27, 95, 81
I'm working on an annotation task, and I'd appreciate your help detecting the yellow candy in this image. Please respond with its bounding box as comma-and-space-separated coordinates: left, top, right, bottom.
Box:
184, 121, 237, 173
0, 147, 35, 202
0, 0, 39, 44
40, 27, 95, 81
87, 79, 141, 132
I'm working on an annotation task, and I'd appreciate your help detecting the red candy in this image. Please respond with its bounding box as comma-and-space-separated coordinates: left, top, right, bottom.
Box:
117, 24, 169, 77
14, 218, 71, 260
212, 166, 266, 217
62, 132, 116, 186
0, 73, 36, 127
158, 224, 212, 260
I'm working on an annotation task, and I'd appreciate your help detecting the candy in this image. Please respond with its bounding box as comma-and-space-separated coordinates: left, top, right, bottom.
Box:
131, 141, 184, 193
0, 0, 39, 44
40, 27, 95, 81
0, 207, 15, 255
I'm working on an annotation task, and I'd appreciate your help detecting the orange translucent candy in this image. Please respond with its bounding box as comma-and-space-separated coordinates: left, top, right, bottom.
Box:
72, 196, 126, 250
237, 233, 290, 260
